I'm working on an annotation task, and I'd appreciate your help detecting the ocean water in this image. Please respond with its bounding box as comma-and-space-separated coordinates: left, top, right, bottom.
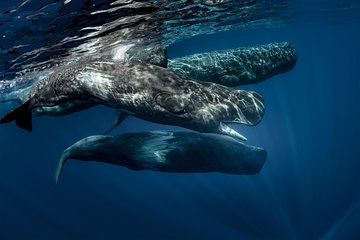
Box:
1, 1, 360, 239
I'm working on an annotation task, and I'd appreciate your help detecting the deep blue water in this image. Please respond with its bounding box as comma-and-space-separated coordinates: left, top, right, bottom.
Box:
1, 1, 360, 239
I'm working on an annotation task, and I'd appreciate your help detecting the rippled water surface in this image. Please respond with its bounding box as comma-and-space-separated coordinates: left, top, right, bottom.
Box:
1, 0, 358, 80
1, 0, 360, 239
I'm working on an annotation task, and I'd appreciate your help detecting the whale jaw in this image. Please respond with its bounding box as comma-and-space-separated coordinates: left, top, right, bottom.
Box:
218, 122, 247, 141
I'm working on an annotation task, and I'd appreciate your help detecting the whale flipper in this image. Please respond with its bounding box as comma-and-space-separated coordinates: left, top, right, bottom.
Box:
0, 100, 32, 131
103, 110, 129, 135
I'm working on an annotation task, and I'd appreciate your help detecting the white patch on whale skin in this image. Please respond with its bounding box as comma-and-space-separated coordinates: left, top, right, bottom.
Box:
76, 68, 115, 101
112, 44, 134, 61
154, 150, 168, 162
32, 99, 91, 115
138, 133, 175, 163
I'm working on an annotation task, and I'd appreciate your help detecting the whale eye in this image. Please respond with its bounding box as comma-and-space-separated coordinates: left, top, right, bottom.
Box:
155, 92, 188, 114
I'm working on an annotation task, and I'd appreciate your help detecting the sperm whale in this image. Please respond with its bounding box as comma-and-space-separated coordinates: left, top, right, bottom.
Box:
55, 131, 267, 184
0, 61, 264, 140
168, 42, 297, 86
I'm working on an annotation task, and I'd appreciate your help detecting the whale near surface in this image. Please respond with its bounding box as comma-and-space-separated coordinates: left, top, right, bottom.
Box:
0, 41, 297, 109
168, 42, 297, 86
0, 41, 297, 104
55, 131, 267, 183
0, 62, 264, 140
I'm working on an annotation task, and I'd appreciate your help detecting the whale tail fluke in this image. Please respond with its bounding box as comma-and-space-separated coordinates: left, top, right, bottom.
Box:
0, 100, 32, 131
55, 152, 67, 184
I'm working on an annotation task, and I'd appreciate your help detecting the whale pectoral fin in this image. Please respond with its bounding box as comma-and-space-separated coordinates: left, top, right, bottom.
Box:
0, 100, 32, 131
103, 110, 128, 135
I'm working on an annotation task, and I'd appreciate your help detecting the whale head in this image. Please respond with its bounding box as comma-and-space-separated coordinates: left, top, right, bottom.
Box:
147, 80, 265, 141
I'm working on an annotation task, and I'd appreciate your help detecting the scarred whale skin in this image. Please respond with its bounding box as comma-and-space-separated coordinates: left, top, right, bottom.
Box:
0, 42, 295, 104
0, 62, 264, 140
168, 42, 297, 86
55, 131, 267, 183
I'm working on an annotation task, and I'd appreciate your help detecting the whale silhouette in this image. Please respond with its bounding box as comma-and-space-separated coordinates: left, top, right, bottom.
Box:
0, 62, 264, 140
55, 131, 267, 184
169, 42, 297, 86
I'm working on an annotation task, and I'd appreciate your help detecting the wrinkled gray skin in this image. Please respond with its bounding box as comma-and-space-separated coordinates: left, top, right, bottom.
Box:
122, 43, 168, 68
0, 42, 296, 104
55, 131, 267, 183
0, 61, 264, 140
168, 42, 297, 86
0, 41, 167, 105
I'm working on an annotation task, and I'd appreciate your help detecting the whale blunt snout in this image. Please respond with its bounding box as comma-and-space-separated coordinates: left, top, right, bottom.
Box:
214, 89, 265, 141
234, 90, 265, 125
165, 86, 265, 141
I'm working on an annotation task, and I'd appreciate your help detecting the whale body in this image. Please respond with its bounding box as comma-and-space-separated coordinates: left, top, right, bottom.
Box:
168, 42, 297, 86
55, 131, 267, 183
0, 62, 264, 140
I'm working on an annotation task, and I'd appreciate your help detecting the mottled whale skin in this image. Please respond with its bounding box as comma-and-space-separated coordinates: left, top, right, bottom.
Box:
55, 131, 267, 183
0, 42, 295, 104
0, 61, 264, 139
120, 42, 168, 68
168, 42, 297, 86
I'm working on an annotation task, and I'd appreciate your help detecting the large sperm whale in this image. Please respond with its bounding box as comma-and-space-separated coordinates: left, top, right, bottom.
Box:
0, 61, 264, 140
168, 42, 297, 86
55, 131, 267, 184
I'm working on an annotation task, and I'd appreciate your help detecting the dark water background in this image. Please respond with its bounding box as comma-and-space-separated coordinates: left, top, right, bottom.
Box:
1, 0, 360, 239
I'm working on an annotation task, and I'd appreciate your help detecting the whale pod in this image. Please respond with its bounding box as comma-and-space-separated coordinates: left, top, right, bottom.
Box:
55, 131, 267, 183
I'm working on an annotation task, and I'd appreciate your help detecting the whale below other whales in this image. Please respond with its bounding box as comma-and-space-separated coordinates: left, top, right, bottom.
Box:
55, 131, 267, 183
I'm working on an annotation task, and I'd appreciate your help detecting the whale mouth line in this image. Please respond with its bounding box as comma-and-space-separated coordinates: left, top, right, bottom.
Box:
218, 122, 247, 141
